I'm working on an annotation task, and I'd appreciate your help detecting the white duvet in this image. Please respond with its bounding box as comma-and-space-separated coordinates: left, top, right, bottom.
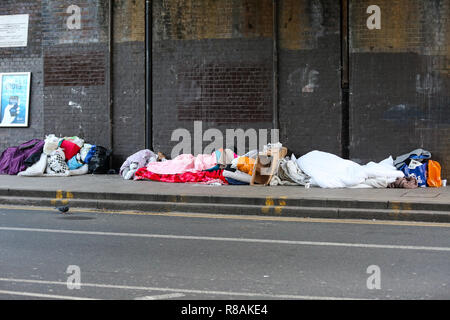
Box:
296, 150, 404, 188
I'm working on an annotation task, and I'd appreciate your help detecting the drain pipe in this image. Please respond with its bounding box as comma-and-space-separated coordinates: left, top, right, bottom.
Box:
341, 0, 350, 159
145, 0, 153, 150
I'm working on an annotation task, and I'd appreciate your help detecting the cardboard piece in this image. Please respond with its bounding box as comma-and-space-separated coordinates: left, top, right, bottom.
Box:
250, 147, 287, 186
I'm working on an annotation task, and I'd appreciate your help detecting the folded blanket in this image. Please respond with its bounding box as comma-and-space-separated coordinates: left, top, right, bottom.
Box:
222, 169, 252, 184
270, 156, 311, 186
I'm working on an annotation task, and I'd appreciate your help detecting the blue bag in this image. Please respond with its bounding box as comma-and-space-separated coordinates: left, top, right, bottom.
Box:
67, 155, 83, 170
400, 161, 428, 187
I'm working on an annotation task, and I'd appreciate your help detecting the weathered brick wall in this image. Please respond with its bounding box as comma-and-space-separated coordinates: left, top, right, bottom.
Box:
0, 0, 42, 59
1, 0, 449, 178
349, 0, 450, 178
111, 0, 146, 168
41, 0, 111, 150
0, 0, 112, 161
278, 0, 342, 157
152, 0, 274, 157
0, 0, 44, 148
152, 0, 342, 158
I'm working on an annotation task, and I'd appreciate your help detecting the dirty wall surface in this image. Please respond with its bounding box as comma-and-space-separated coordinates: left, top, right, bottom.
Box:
0, 0, 448, 177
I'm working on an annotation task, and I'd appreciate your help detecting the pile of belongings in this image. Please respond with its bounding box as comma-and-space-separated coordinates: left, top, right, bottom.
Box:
129, 144, 298, 186
0, 134, 110, 177
122, 143, 444, 189
225, 145, 408, 189
132, 148, 236, 185
222, 143, 308, 186
392, 148, 443, 188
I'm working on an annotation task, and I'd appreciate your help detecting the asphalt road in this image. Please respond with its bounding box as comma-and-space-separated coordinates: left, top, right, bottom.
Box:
0, 206, 449, 300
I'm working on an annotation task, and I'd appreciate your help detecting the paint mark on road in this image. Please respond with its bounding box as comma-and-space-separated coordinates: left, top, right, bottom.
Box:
134, 293, 185, 300
1, 227, 449, 252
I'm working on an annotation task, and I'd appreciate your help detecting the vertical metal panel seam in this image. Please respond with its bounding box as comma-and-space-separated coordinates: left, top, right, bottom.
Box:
109, 0, 114, 167
273, 0, 280, 132
145, 0, 153, 150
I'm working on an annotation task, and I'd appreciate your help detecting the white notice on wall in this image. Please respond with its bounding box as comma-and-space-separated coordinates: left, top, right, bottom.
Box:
0, 14, 29, 48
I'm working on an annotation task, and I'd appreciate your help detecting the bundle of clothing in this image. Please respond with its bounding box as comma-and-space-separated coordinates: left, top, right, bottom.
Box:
0, 139, 45, 175
133, 148, 237, 185
269, 154, 311, 186
124, 144, 428, 189
0, 134, 108, 177
221, 150, 257, 185
120, 149, 167, 180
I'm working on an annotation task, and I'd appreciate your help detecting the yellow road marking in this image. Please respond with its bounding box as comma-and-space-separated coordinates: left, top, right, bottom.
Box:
51, 190, 73, 206
0, 204, 449, 228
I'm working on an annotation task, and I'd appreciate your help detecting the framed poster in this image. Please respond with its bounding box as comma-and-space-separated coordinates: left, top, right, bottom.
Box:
0, 72, 31, 127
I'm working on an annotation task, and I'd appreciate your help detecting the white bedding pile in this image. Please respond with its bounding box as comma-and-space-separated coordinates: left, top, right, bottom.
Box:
296, 150, 404, 188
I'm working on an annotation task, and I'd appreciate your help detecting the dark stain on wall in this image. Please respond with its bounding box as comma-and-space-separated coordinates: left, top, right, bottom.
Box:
176, 63, 273, 123
44, 52, 106, 87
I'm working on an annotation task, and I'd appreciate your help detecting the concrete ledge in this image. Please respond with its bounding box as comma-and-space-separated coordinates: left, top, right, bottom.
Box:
0, 175, 448, 223
1, 188, 449, 212
1, 195, 449, 223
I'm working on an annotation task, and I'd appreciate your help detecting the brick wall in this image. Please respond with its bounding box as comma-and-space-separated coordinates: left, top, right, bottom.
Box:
349, 0, 450, 178
152, 0, 275, 156
41, 0, 111, 152
1, 0, 449, 178
176, 63, 273, 124
0, 0, 117, 166
111, 0, 146, 168
278, 0, 342, 157
0, 1, 44, 147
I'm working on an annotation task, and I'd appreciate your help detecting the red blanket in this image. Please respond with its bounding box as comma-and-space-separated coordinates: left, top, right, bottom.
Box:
135, 168, 228, 184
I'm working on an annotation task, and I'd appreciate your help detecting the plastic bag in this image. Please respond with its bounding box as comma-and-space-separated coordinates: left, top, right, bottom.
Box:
427, 160, 442, 187
88, 146, 111, 174
43, 134, 61, 155
400, 161, 427, 187
67, 154, 84, 170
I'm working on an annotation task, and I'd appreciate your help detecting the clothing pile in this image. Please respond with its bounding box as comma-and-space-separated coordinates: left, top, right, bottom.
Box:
122, 144, 445, 189
120, 149, 167, 180
391, 148, 443, 188
222, 149, 257, 185
133, 148, 235, 185
0, 134, 108, 177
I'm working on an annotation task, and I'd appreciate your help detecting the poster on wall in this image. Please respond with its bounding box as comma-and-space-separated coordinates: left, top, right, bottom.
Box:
0, 72, 31, 127
0, 14, 29, 48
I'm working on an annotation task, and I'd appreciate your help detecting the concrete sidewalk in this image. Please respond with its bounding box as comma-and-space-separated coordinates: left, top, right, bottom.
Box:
0, 174, 449, 222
